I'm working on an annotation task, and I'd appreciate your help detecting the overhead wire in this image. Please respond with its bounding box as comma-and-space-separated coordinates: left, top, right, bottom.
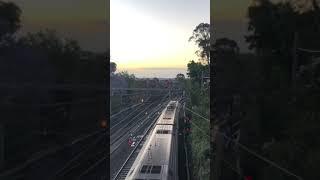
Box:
185, 107, 210, 122
184, 107, 304, 180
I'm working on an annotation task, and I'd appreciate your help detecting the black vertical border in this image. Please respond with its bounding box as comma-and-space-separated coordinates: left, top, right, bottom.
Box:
209, 0, 214, 179
106, 0, 110, 178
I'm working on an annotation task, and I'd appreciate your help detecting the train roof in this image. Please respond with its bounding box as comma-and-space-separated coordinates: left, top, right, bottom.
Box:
126, 125, 173, 179
158, 103, 177, 125
167, 101, 177, 106
125, 101, 178, 180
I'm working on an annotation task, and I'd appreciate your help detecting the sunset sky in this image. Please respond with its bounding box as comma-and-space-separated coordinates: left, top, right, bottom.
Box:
12, 0, 107, 52
10, 0, 254, 77
110, 0, 210, 72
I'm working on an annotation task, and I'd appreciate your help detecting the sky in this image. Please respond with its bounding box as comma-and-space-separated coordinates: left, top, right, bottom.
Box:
11, 0, 107, 52
110, 0, 210, 77
212, 0, 253, 52
9, 0, 255, 77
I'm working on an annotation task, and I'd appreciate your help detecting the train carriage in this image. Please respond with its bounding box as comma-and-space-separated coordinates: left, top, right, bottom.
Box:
125, 101, 179, 180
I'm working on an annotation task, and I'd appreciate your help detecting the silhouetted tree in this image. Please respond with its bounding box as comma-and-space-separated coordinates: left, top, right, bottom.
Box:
18, 29, 81, 83
118, 71, 136, 88
110, 62, 117, 74
246, 0, 320, 54
0, 1, 21, 48
0, 1, 21, 37
246, 0, 296, 55
176, 73, 185, 80
243, 1, 320, 179
187, 60, 208, 86
213, 38, 240, 55
189, 23, 210, 64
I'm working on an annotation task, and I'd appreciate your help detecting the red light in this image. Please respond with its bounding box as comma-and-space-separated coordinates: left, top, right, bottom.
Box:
101, 120, 107, 128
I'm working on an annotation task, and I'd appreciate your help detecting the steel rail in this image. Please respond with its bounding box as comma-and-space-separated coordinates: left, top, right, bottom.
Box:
112, 108, 162, 180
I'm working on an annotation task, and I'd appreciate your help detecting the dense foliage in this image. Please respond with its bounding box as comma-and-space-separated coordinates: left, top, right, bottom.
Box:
234, 0, 320, 179
184, 59, 210, 180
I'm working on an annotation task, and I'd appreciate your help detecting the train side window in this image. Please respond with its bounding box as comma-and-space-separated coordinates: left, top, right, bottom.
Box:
140, 165, 151, 173
156, 130, 171, 134
150, 165, 162, 174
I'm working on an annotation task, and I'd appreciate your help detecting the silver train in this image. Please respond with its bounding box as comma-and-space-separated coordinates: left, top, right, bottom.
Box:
125, 101, 180, 180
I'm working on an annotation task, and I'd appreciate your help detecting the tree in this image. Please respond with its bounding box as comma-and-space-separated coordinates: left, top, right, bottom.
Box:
176, 73, 185, 81
0, 1, 21, 47
243, 1, 320, 179
118, 71, 136, 88
110, 62, 117, 74
246, 0, 320, 54
0, 1, 21, 37
213, 38, 240, 55
187, 60, 208, 86
18, 29, 81, 83
189, 23, 210, 64
246, 0, 293, 54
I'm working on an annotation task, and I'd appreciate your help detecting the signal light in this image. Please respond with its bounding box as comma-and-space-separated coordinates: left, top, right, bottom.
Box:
101, 119, 107, 128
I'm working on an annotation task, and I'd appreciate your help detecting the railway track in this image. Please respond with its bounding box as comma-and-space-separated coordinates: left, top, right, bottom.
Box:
110, 102, 143, 123
49, 94, 168, 179
110, 102, 151, 136
110, 94, 168, 154
110, 95, 169, 179
0, 129, 106, 180
48, 133, 107, 180
46, 94, 168, 179
110, 102, 156, 153
112, 106, 162, 180
0, 94, 169, 180
110, 95, 160, 129
73, 111, 161, 180
110, 96, 153, 127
